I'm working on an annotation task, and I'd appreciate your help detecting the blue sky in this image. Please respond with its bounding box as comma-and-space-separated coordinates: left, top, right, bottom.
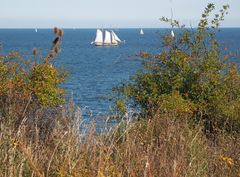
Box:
0, 0, 239, 28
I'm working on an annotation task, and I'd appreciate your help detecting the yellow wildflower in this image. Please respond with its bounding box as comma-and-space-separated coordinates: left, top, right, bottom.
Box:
220, 155, 234, 167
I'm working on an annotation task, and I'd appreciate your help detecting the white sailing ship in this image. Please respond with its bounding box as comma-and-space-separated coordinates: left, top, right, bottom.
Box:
94, 29, 122, 46
171, 30, 175, 38
140, 29, 144, 35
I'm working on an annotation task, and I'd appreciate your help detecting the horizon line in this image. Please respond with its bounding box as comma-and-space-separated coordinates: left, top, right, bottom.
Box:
0, 26, 240, 29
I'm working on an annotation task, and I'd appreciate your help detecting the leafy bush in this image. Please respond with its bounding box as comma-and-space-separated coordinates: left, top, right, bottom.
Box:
0, 27, 67, 125
114, 4, 240, 132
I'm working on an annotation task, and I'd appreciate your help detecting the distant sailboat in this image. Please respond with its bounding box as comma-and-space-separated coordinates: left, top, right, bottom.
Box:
94, 29, 121, 46
140, 29, 144, 35
35, 28, 38, 33
171, 30, 175, 38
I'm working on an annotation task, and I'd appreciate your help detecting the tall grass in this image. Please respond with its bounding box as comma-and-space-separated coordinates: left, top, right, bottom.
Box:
0, 104, 240, 176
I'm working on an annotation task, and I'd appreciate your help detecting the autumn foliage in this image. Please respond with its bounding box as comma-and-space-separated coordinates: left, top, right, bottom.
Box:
0, 28, 66, 125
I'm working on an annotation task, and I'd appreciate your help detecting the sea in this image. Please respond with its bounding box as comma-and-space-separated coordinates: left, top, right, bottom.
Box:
0, 28, 240, 123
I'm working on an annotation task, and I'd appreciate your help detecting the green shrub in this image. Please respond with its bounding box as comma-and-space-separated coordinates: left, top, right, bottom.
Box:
114, 4, 240, 132
0, 28, 67, 124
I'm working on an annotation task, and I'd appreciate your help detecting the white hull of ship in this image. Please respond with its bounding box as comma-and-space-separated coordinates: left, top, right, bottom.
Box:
95, 42, 103, 46
104, 43, 118, 46
95, 43, 118, 46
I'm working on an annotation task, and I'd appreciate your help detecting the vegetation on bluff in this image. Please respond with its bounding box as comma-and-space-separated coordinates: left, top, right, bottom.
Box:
0, 4, 240, 177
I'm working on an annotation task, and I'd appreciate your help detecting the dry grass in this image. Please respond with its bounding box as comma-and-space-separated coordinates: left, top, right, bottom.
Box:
0, 106, 240, 177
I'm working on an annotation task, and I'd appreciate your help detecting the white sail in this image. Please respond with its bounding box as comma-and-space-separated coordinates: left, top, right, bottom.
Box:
111, 32, 118, 45
95, 29, 103, 45
171, 30, 175, 38
140, 29, 144, 35
35, 28, 37, 32
104, 30, 112, 45
111, 30, 121, 42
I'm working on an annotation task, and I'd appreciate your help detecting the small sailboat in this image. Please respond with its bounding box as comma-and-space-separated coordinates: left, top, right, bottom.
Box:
35, 28, 38, 32
171, 30, 175, 38
94, 29, 122, 46
140, 29, 144, 35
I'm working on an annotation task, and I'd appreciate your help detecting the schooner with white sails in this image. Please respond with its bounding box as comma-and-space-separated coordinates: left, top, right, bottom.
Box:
94, 29, 122, 46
